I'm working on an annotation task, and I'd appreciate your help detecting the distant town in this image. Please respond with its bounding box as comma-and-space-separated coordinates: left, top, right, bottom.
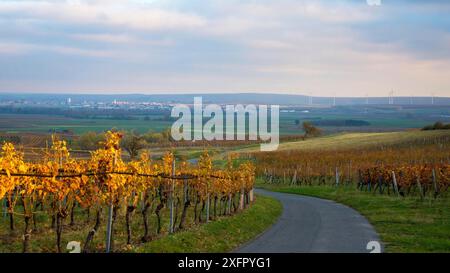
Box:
0, 93, 449, 109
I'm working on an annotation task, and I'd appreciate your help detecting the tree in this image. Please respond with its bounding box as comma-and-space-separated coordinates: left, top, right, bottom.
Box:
144, 131, 165, 144
121, 131, 147, 159
422, 121, 450, 131
303, 122, 321, 138
76, 131, 104, 150
161, 128, 173, 142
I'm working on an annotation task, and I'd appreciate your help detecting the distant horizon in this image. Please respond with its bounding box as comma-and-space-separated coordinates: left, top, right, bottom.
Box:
0, 91, 448, 99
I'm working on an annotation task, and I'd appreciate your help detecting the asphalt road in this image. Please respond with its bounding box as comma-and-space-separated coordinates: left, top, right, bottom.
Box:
236, 189, 382, 253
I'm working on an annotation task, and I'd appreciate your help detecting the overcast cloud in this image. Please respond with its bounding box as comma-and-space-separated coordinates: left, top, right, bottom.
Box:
0, 0, 449, 97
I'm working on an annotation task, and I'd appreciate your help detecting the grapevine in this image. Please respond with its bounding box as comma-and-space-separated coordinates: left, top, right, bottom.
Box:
0, 131, 256, 253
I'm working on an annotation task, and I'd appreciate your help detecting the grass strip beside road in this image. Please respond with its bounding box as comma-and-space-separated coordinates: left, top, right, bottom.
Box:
135, 195, 282, 253
258, 184, 450, 253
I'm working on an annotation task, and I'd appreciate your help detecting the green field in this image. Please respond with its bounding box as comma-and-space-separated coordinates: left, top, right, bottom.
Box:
0, 107, 443, 135
278, 105, 446, 135
0, 114, 172, 134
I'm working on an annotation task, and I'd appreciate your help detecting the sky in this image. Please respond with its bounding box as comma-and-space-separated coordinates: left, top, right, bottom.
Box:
0, 0, 449, 97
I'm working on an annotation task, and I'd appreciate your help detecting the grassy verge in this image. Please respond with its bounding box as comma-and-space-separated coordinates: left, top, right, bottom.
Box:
258, 183, 450, 253
134, 195, 282, 253
0, 195, 281, 253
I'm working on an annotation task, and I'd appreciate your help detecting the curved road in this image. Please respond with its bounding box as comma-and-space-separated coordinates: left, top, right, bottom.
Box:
236, 189, 382, 253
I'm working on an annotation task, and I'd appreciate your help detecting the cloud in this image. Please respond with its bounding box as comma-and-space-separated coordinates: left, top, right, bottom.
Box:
246, 40, 294, 50
0, 41, 116, 57
297, 2, 376, 23
0, 41, 31, 54
0, 0, 206, 31
70, 33, 135, 43
0, 0, 449, 97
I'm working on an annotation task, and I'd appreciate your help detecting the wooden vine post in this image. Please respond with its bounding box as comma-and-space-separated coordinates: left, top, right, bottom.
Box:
169, 158, 175, 234
184, 178, 188, 203
105, 150, 117, 253
378, 174, 383, 194
432, 169, 439, 198
335, 167, 340, 187
206, 185, 210, 223
348, 161, 352, 184
239, 186, 245, 211
105, 203, 114, 253
291, 170, 297, 186
391, 171, 399, 197
416, 176, 425, 200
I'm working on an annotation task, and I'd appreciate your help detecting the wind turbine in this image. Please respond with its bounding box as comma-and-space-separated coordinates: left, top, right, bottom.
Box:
388, 90, 394, 105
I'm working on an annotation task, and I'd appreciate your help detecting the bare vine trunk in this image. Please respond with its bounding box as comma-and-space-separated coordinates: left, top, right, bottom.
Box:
141, 192, 152, 242
70, 202, 76, 226
86, 208, 90, 223
155, 198, 164, 234
178, 195, 190, 230
199, 201, 205, 222
221, 197, 227, 215
155, 187, 166, 234
173, 197, 181, 231
56, 212, 64, 253
7, 198, 14, 231
51, 214, 56, 229
213, 196, 218, 219
32, 202, 41, 232
22, 215, 32, 253
126, 205, 135, 245
194, 194, 200, 223
83, 208, 102, 253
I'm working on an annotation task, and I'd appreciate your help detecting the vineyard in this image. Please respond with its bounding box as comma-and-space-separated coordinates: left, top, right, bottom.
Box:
255, 134, 450, 198
0, 131, 256, 253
